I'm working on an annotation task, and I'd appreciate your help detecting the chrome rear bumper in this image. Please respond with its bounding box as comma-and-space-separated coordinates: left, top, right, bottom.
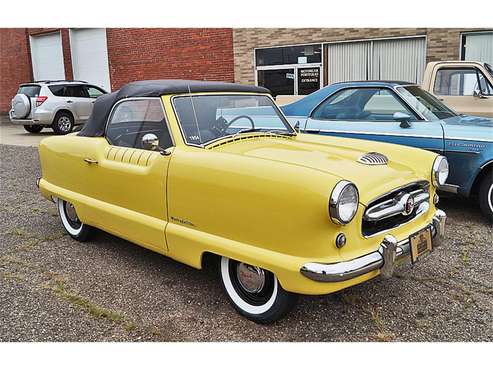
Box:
300, 209, 446, 283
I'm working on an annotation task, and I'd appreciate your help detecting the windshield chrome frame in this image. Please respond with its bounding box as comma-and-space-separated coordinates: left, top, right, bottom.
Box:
171, 93, 296, 148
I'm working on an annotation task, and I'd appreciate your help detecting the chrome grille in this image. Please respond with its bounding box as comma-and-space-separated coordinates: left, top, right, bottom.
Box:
358, 152, 388, 166
362, 181, 430, 237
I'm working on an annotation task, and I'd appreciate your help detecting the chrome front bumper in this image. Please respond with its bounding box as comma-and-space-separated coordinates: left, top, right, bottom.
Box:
300, 209, 446, 283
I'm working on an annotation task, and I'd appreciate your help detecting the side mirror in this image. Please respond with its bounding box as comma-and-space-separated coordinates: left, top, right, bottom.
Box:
142, 133, 159, 151
393, 112, 412, 128
473, 90, 487, 99
294, 120, 300, 133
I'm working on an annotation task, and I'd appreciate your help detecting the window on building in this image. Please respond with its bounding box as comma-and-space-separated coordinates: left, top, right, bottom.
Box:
433, 68, 492, 96
255, 44, 322, 97
106, 99, 173, 150
311, 88, 417, 121
461, 32, 493, 66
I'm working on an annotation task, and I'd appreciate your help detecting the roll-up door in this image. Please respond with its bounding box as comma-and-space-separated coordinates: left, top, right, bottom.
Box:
371, 37, 426, 83
30, 32, 65, 81
462, 32, 493, 65
325, 37, 426, 85
70, 28, 111, 91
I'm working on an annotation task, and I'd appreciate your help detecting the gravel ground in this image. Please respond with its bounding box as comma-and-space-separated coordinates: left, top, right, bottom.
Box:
0, 144, 492, 342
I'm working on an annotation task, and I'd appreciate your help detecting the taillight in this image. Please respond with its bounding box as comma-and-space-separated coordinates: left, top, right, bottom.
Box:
36, 96, 48, 107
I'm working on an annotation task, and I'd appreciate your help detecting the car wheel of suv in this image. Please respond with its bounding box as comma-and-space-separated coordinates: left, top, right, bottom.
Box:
23, 125, 43, 133
57, 198, 93, 241
479, 170, 493, 222
219, 256, 298, 324
52, 112, 74, 135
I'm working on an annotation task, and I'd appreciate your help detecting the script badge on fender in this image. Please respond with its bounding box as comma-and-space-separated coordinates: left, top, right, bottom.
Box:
410, 227, 433, 264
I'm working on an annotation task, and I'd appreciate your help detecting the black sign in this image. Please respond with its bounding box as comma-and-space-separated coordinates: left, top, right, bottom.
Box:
298, 68, 320, 95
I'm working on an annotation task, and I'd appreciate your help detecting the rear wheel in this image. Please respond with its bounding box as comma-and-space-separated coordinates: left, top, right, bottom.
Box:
219, 256, 298, 324
52, 112, 74, 135
479, 171, 493, 222
23, 125, 43, 133
57, 198, 93, 241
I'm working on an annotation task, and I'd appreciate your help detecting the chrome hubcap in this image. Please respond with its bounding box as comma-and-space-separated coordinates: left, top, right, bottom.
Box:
64, 202, 78, 223
58, 116, 71, 131
236, 263, 265, 293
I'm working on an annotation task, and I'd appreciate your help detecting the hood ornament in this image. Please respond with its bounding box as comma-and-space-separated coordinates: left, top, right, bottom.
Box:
358, 152, 388, 165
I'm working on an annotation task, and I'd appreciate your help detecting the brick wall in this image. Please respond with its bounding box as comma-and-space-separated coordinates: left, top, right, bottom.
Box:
106, 28, 234, 90
233, 28, 490, 84
0, 29, 31, 113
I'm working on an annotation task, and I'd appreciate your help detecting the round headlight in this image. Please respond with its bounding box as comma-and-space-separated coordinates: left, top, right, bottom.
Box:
432, 156, 449, 187
329, 181, 359, 225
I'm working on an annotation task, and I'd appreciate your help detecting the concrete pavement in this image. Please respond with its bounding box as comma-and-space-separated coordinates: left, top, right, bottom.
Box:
0, 115, 55, 147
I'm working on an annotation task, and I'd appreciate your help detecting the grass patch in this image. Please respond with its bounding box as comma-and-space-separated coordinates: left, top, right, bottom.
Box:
51, 279, 124, 323
0, 271, 25, 282
461, 246, 470, 266
369, 307, 395, 342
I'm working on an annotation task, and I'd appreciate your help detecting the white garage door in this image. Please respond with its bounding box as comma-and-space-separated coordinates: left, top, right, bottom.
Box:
462, 32, 493, 66
70, 28, 111, 91
326, 37, 426, 84
30, 32, 65, 81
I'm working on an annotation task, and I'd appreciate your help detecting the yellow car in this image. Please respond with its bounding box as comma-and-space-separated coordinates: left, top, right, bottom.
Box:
37, 80, 448, 324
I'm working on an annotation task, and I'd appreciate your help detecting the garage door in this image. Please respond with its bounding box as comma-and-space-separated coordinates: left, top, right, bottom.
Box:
326, 37, 426, 84
70, 28, 111, 91
30, 32, 65, 81
462, 32, 493, 65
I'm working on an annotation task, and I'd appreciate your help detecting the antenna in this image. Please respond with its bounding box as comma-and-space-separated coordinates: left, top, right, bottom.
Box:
188, 84, 202, 144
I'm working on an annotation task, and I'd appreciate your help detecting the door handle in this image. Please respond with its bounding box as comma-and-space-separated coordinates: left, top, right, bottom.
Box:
84, 158, 98, 164
66, 100, 73, 103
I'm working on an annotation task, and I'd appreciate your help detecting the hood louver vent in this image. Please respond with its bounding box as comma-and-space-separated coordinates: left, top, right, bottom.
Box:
358, 152, 388, 166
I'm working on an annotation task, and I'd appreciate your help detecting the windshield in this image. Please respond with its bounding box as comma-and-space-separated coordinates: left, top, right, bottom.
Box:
397, 85, 458, 120
485, 63, 493, 78
173, 94, 295, 146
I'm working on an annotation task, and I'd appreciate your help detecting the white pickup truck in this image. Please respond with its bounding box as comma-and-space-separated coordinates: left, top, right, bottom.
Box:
421, 61, 493, 118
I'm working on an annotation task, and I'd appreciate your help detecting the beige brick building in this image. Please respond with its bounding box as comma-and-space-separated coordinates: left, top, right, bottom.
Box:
233, 28, 493, 96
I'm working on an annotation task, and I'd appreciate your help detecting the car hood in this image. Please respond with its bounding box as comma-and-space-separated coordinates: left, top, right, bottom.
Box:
441, 115, 493, 143
209, 133, 437, 205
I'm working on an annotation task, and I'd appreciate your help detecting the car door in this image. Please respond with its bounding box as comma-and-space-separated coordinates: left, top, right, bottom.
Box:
64, 85, 93, 122
304, 87, 444, 154
432, 66, 493, 118
81, 97, 174, 252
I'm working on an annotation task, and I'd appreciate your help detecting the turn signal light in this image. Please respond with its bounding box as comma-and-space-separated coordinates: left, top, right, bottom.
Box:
36, 96, 48, 107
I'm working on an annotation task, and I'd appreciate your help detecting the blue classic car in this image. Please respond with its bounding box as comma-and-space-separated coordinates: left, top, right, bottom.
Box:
281, 81, 493, 221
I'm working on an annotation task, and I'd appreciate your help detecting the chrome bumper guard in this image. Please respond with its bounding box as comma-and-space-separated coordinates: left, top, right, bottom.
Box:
300, 209, 447, 283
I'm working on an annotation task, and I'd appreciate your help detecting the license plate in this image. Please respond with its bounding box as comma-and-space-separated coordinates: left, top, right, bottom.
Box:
410, 227, 433, 264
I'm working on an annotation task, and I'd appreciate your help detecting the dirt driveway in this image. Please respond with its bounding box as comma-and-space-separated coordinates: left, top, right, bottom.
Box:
1, 144, 492, 341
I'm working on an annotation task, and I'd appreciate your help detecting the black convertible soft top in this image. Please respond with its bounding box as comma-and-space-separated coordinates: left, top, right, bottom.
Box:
78, 80, 270, 137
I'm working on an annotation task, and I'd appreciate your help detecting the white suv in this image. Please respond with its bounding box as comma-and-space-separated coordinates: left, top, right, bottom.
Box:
9, 80, 107, 134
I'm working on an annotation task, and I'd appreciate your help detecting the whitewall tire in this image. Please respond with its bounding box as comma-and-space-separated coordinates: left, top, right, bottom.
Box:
57, 198, 93, 241
219, 256, 297, 324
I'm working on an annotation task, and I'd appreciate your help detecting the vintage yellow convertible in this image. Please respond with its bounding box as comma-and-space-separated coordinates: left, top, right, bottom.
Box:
38, 80, 448, 324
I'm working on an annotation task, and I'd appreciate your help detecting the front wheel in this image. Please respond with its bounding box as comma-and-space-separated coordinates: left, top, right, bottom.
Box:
23, 125, 43, 133
219, 257, 298, 324
57, 198, 93, 241
479, 171, 493, 222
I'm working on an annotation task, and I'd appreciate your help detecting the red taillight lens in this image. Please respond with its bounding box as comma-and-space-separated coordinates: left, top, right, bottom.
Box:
36, 96, 48, 107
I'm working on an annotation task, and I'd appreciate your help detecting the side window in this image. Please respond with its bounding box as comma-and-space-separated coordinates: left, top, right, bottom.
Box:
106, 99, 173, 150
48, 85, 67, 97
478, 72, 493, 95
64, 85, 87, 98
433, 68, 481, 96
85, 86, 106, 98
312, 88, 416, 121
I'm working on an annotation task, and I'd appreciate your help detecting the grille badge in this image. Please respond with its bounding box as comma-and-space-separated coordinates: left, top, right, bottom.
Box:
358, 152, 388, 165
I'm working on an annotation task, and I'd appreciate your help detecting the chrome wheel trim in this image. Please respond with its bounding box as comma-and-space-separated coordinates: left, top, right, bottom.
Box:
236, 263, 266, 293
58, 116, 71, 132
488, 183, 493, 213
220, 257, 277, 315
58, 199, 83, 235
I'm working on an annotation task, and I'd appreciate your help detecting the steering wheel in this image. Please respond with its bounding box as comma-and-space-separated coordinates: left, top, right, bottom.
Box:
210, 115, 255, 135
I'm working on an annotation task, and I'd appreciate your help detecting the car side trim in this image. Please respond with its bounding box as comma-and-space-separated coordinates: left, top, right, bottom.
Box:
307, 128, 443, 140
